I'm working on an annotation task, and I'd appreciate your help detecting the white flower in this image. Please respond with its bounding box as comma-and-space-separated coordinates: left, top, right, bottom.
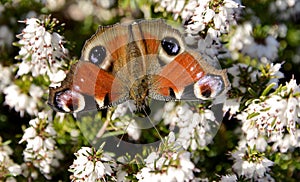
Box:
19, 112, 63, 179
223, 97, 241, 118
220, 174, 237, 182
227, 63, 259, 93
183, 0, 243, 35
266, 63, 284, 87
45, 0, 66, 11
237, 78, 300, 151
162, 103, 219, 150
269, 129, 300, 153
229, 22, 279, 61
153, 0, 186, 20
111, 101, 133, 120
3, 83, 43, 117
16, 17, 68, 83
269, 0, 300, 20
232, 147, 274, 180
114, 116, 141, 140
136, 150, 196, 182
0, 137, 22, 180
0, 64, 12, 92
69, 146, 115, 181
67, 0, 94, 21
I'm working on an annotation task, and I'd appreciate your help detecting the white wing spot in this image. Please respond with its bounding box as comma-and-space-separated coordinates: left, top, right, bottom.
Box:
196, 72, 203, 79
190, 66, 195, 72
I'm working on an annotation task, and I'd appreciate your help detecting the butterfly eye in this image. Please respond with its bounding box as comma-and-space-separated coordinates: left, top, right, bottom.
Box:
161, 37, 180, 56
89, 45, 106, 65
194, 75, 224, 100
53, 89, 85, 113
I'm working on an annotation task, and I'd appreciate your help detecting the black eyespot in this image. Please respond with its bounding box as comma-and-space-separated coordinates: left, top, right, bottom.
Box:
53, 89, 85, 113
200, 85, 212, 98
89, 45, 106, 64
161, 37, 180, 56
201, 89, 212, 98
169, 87, 176, 98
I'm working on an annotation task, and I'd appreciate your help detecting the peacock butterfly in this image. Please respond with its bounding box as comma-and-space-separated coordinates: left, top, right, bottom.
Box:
48, 19, 230, 115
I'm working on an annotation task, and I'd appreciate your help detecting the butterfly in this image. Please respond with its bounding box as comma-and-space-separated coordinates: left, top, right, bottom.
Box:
48, 19, 230, 116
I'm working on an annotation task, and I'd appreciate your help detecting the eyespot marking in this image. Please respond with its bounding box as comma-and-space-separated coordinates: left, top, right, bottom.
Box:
89, 45, 106, 65
161, 37, 180, 56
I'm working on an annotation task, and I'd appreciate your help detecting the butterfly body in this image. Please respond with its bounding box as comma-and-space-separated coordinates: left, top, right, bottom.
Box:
48, 19, 230, 114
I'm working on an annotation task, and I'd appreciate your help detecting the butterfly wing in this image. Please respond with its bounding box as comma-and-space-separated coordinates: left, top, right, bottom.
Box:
48, 23, 133, 113
133, 20, 230, 101
150, 50, 230, 102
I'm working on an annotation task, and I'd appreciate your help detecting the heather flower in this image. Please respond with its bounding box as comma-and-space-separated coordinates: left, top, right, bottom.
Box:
227, 63, 259, 93
237, 78, 300, 141
220, 174, 237, 182
269, 129, 300, 153
114, 117, 141, 141
15, 17, 67, 83
136, 150, 196, 181
232, 146, 274, 180
161, 103, 219, 149
69, 146, 115, 182
269, 0, 300, 20
0, 137, 22, 182
154, 0, 243, 36
222, 97, 241, 119
19, 112, 63, 179
229, 22, 279, 61
3, 83, 43, 117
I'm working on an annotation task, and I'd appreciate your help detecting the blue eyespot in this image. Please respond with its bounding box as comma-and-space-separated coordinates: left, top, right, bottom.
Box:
89, 45, 106, 64
161, 37, 180, 56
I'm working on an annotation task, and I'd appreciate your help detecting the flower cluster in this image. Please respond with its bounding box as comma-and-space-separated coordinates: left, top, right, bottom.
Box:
114, 117, 141, 141
136, 133, 197, 181
160, 102, 219, 150
229, 22, 280, 61
153, 0, 243, 58
0, 137, 22, 182
154, 0, 243, 35
269, 0, 300, 20
238, 78, 300, 137
231, 145, 274, 181
15, 17, 67, 83
19, 112, 63, 179
226, 63, 284, 94
3, 83, 43, 117
183, 0, 242, 36
69, 146, 115, 181
111, 101, 141, 140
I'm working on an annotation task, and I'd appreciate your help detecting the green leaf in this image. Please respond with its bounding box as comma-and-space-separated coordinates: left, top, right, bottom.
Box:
247, 112, 260, 119
248, 87, 258, 97
262, 82, 276, 96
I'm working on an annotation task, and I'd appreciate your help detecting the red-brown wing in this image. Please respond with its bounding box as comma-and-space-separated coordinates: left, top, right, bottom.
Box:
48, 61, 126, 113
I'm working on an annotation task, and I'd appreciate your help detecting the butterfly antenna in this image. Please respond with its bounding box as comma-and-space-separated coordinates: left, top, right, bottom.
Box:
92, 109, 112, 145
116, 119, 133, 147
142, 107, 165, 146
116, 102, 135, 147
